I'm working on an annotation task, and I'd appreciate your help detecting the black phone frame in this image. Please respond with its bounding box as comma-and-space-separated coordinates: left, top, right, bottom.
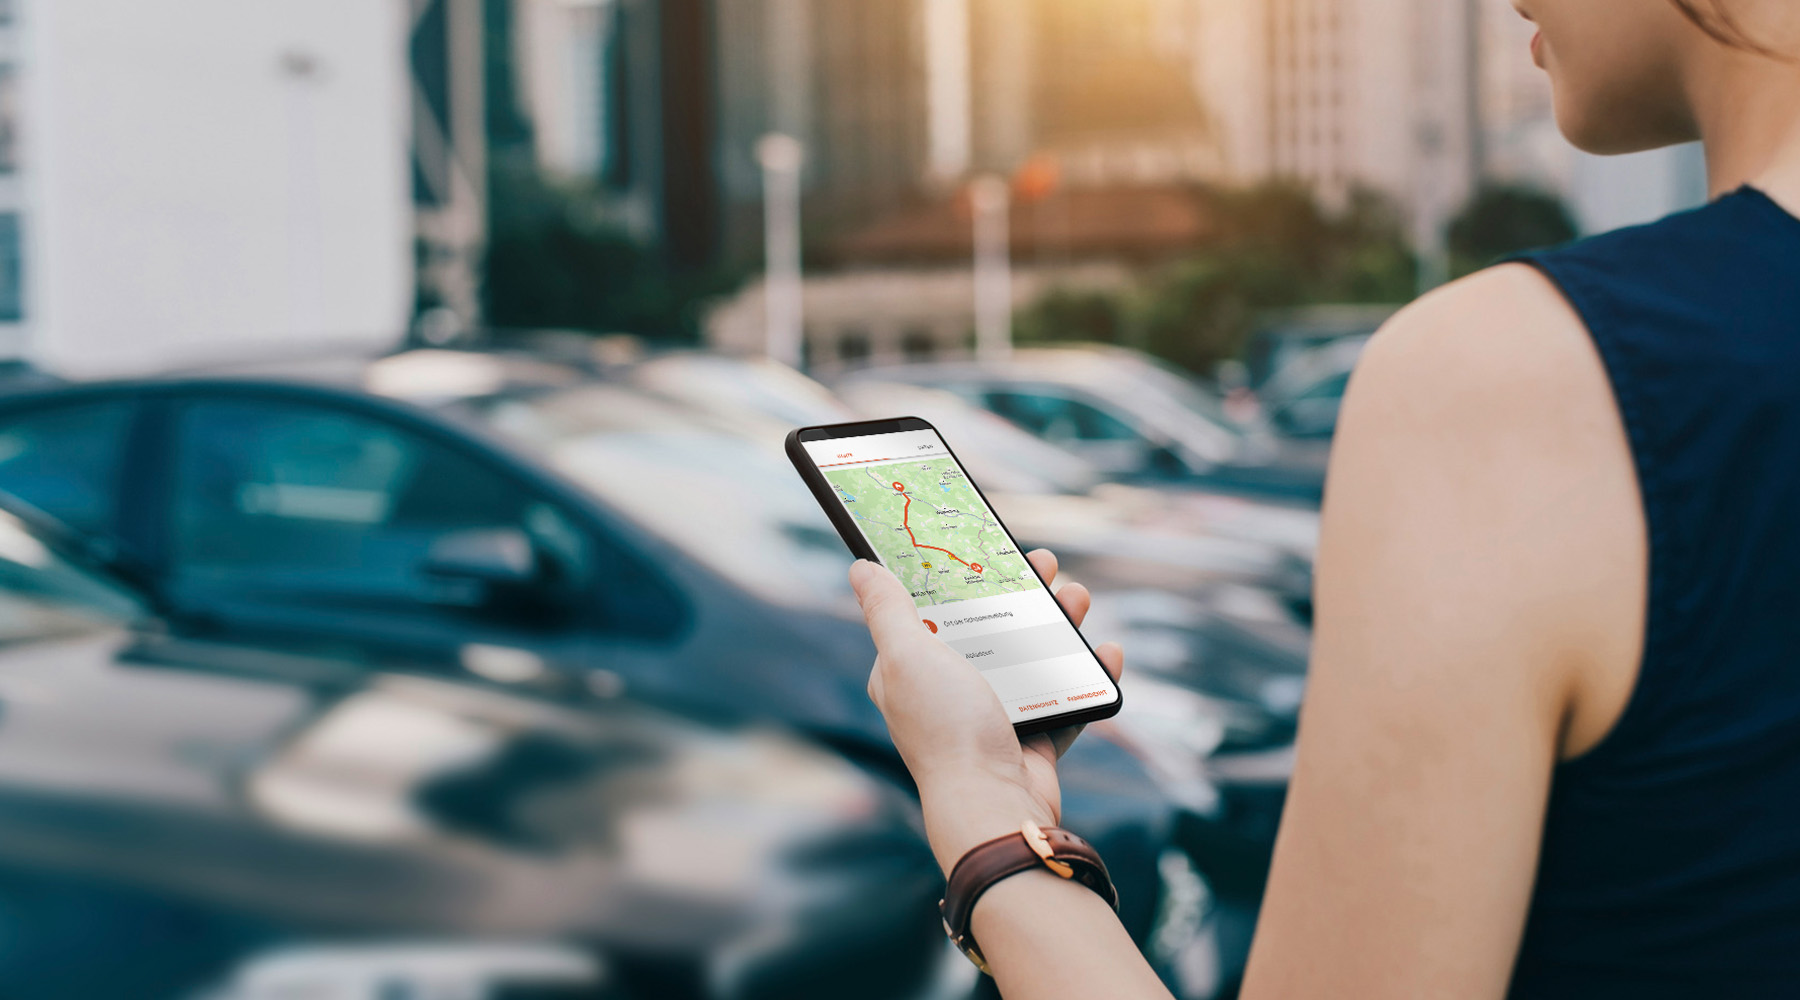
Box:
786, 415, 1124, 736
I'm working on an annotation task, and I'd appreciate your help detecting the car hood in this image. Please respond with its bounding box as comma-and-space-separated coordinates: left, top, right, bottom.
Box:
0, 626, 920, 951
995, 488, 1314, 588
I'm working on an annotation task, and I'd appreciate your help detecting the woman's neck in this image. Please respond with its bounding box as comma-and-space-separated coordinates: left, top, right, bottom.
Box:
1751, 116, 1800, 216
1685, 33, 1800, 205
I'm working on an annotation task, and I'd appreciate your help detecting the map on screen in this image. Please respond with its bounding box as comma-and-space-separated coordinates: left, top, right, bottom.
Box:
823, 459, 1039, 607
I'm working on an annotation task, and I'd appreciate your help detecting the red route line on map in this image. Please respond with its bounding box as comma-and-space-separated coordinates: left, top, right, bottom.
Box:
897, 484, 982, 573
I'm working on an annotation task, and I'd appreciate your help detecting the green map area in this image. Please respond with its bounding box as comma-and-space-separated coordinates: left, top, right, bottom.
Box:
825, 460, 1040, 607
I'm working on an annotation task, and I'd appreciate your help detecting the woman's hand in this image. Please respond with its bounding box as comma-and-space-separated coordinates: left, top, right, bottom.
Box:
850, 549, 1124, 873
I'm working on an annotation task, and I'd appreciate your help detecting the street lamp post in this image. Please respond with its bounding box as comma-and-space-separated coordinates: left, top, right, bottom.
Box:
970, 174, 1013, 362
758, 132, 806, 368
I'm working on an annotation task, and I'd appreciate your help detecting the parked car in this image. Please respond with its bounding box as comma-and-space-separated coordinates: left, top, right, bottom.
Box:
836, 380, 1318, 591
604, 357, 1307, 994
1243, 304, 1395, 387
469, 356, 1304, 998
609, 357, 1316, 616
840, 347, 1326, 504
194, 943, 614, 1000
0, 493, 957, 1000
1254, 334, 1370, 444
0, 353, 1230, 996
624, 351, 860, 438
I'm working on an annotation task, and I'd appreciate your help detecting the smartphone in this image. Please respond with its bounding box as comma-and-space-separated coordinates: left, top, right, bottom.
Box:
788, 416, 1123, 735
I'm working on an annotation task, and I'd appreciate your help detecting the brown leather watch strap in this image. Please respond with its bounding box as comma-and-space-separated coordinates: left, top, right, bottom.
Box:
939, 821, 1118, 973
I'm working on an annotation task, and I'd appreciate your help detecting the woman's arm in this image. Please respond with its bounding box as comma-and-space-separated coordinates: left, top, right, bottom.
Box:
850, 552, 1175, 999
1242, 265, 1644, 998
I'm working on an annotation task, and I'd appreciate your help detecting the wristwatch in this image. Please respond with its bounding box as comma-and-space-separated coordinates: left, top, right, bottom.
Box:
939, 820, 1119, 974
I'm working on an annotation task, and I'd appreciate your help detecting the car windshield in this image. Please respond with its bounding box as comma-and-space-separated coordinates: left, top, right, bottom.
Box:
629, 354, 853, 430
0, 508, 143, 645
467, 388, 857, 613
1264, 336, 1370, 405
1108, 354, 1245, 437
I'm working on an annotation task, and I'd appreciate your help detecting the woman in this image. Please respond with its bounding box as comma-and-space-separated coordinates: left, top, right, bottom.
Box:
849, 1, 1800, 996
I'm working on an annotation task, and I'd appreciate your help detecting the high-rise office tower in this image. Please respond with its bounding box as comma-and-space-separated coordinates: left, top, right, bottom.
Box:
713, 0, 932, 265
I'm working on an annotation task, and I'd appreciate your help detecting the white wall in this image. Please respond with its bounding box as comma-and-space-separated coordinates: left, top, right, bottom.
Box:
24, 0, 411, 377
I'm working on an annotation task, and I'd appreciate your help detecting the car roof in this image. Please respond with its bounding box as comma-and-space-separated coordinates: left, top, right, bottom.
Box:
0, 349, 602, 415
178, 348, 589, 401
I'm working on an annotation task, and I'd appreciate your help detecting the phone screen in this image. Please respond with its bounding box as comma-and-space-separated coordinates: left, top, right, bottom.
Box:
800, 427, 1120, 724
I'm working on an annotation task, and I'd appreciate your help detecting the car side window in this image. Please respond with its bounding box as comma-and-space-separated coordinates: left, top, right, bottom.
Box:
984, 390, 1139, 443
0, 400, 135, 534
170, 398, 601, 632
1294, 371, 1351, 404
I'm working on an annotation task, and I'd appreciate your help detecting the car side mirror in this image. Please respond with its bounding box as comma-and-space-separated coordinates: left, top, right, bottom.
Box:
421, 528, 548, 612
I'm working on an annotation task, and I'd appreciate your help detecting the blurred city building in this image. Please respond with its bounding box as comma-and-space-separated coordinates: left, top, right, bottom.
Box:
713, 0, 934, 264
703, 0, 1707, 368
405, 0, 1709, 357
506, 0, 687, 248
0, 0, 1710, 373
709, 262, 1132, 375
3, 0, 412, 377
411, 0, 489, 334
709, 0, 1235, 366
968, 0, 1220, 186
418, 0, 714, 330
710, 182, 1214, 371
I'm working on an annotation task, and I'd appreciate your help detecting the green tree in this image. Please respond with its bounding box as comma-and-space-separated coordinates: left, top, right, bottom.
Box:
1017, 181, 1416, 375
1133, 250, 1313, 375
474, 0, 731, 341
1448, 184, 1579, 277
483, 159, 728, 340
1014, 287, 1130, 347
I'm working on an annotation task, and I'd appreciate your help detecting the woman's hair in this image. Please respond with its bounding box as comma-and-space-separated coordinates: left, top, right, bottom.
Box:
1669, 0, 1785, 57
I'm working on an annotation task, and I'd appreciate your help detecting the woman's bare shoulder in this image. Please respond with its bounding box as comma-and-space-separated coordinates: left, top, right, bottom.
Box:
1351, 263, 1599, 425
1330, 261, 1645, 760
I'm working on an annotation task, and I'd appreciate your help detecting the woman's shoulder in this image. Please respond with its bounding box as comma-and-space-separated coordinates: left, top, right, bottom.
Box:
1339, 263, 1644, 758
1349, 263, 1622, 482
1352, 264, 1596, 430
1371, 190, 1795, 404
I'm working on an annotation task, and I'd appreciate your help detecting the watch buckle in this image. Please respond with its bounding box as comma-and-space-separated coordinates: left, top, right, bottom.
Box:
1022, 820, 1075, 878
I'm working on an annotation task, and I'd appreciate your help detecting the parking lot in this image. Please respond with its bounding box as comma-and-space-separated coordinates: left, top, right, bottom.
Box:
0, 1, 1703, 995
0, 338, 1344, 998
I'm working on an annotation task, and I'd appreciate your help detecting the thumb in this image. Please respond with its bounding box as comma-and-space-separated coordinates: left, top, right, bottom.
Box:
849, 560, 930, 652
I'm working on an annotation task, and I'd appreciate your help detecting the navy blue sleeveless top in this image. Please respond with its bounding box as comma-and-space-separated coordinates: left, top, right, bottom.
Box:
1509, 188, 1800, 996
